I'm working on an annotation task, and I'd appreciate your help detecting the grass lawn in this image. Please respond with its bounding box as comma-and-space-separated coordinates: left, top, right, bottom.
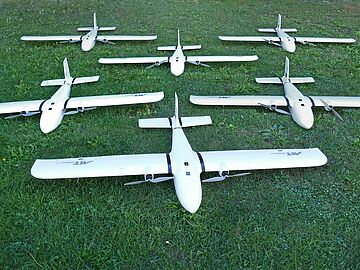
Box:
0, 0, 359, 268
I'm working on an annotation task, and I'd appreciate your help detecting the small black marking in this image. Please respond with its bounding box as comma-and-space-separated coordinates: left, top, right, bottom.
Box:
38, 100, 47, 111
284, 96, 291, 107
168, 117, 172, 128
166, 153, 172, 174
179, 117, 183, 127
63, 98, 71, 110
196, 152, 205, 172
71, 77, 76, 84
279, 77, 284, 83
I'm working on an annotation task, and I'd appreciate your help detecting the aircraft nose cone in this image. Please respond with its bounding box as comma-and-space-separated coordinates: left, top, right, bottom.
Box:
299, 118, 314, 129
284, 43, 296, 53
180, 198, 201, 214
40, 122, 57, 134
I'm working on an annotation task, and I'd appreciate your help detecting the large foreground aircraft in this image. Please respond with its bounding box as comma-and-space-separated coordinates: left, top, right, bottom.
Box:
31, 94, 327, 213
21, 13, 157, 52
0, 58, 164, 133
190, 57, 360, 129
219, 14, 356, 53
99, 30, 258, 76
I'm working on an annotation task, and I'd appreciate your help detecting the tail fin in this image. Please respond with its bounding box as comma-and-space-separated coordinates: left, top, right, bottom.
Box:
277, 14, 282, 29
93, 12, 97, 29
63, 58, 71, 81
139, 93, 212, 129
283, 56, 289, 82
177, 29, 181, 47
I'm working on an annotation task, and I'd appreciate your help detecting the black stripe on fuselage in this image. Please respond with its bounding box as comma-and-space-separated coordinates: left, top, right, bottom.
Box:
166, 153, 172, 174
63, 98, 71, 110
168, 117, 172, 128
196, 152, 205, 172
284, 96, 291, 107
306, 96, 315, 107
38, 100, 47, 111
179, 117, 183, 127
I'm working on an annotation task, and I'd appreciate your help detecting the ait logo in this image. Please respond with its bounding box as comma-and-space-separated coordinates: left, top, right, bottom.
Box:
73, 160, 93, 165
287, 152, 301, 156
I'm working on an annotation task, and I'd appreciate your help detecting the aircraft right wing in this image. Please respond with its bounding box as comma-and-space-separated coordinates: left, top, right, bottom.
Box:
99, 57, 169, 64
21, 36, 82, 42
186, 55, 258, 63
200, 148, 327, 172
295, 37, 356, 44
190, 95, 288, 107
65, 92, 164, 109
31, 153, 171, 179
0, 99, 45, 115
219, 36, 281, 42
308, 96, 360, 107
97, 35, 157, 41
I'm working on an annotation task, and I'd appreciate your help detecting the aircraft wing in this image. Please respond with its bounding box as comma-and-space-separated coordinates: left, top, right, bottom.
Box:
190, 95, 288, 106
186, 55, 258, 62
99, 57, 169, 64
31, 153, 171, 179
97, 35, 157, 41
65, 92, 164, 109
21, 36, 82, 41
309, 96, 360, 107
219, 36, 281, 42
295, 37, 356, 44
0, 99, 45, 114
200, 148, 327, 172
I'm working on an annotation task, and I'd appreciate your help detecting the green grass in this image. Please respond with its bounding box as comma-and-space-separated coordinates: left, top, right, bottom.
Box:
1, 0, 360, 269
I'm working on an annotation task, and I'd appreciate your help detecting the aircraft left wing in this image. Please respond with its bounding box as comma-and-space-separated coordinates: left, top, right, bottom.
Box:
97, 35, 157, 41
190, 95, 288, 107
199, 148, 327, 173
186, 55, 258, 63
0, 99, 45, 114
309, 96, 360, 107
31, 153, 170, 179
21, 36, 82, 42
65, 92, 164, 109
295, 37, 356, 44
99, 57, 169, 64
219, 36, 281, 43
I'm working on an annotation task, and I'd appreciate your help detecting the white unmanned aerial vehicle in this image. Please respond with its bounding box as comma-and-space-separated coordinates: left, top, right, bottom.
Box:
190, 57, 360, 129
0, 58, 164, 133
219, 14, 356, 53
31, 94, 327, 213
99, 30, 258, 76
21, 13, 157, 52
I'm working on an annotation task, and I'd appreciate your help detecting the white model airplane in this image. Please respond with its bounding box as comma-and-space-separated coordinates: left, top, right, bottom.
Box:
219, 14, 356, 53
190, 57, 360, 129
0, 58, 164, 133
99, 30, 258, 76
31, 93, 327, 213
21, 13, 157, 52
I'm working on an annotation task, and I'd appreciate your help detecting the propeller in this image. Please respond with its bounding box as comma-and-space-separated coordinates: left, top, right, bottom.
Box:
299, 40, 317, 46
202, 172, 251, 183
98, 39, 115, 45
258, 103, 290, 115
124, 176, 174, 186
64, 107, 97, 115
187, 61, 210, 67
145, 60, 168, 69
319, 99, 343, 121
60, 40, 81, 44
5, 111, 41, 119
265, 39, 281, 47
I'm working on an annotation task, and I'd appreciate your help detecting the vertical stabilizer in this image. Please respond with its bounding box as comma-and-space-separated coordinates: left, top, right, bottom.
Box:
93, 12, 97, 29
177, 29, 181, 47
277, 14, 282, 29
63, 58, 71, 81
175, 92, 179, 119
283, 56, 290, 82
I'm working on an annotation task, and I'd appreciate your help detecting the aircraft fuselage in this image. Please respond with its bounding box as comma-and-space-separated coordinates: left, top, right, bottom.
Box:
39, 83, 72, 133
276, 29, 296, 53
169, 117, 203, 213
284, 81, 314, 129
169, 47, 186, 76
81, 28, 98, 51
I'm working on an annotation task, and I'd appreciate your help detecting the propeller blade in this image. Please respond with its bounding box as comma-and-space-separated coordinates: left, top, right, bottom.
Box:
274, 107, 291, 115
145, 60, 167, 70
4, 111, 40, 119
331, 108, 344, 121
5, 114, 22, 119
64, 110, 79, 115
124, 180, 148, 186
258, 102, 271, 109
187, 61, 210, 67
84, 107, 97, 111
98, 39, 115, 45
150, 176, 174, 183
227, 172, 251, 178
202, 176, 225, 183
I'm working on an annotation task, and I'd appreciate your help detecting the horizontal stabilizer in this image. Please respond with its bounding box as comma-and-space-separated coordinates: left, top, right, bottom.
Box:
255, 77, 283, 84
41, 79, 65, 87
157, 45, 202, 51
77, 27, 116, 31
72, 76, 100, 85
180, 116, 212, 127
258, 28, 297, 33
139, 118, 171, 129
289, 77, 315, 84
